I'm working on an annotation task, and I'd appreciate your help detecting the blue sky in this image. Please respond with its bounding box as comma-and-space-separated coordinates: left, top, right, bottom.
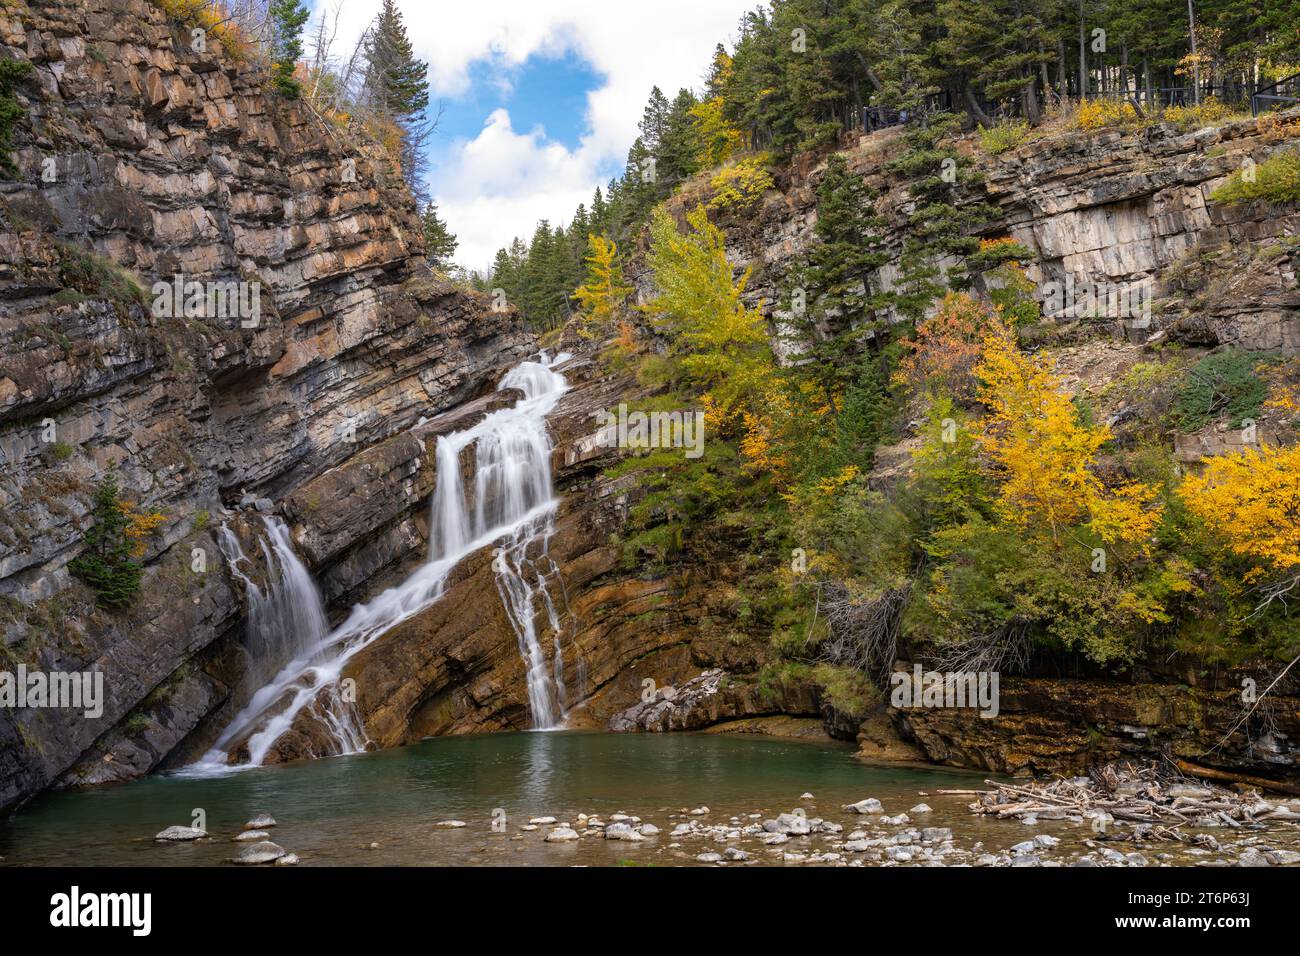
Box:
438, 53, 604, 154
313, 0, 755, 270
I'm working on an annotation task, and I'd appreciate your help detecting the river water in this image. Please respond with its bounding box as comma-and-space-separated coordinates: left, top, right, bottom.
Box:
6, 730, 1296, 867
1, 731, 988, 866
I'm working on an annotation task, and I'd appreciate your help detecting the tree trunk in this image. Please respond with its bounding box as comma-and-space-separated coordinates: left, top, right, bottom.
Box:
1057, 37, 1068, 97
1038, 40, 1053, 105
963, 84, 994, 127
1121, 44, 1145, 118
1023, 79, 1042, 125
1078, 0, 1087, 97
854, 51, 885, 94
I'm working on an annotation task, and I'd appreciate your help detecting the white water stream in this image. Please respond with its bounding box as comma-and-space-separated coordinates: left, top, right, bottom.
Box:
192, 353, 571, 771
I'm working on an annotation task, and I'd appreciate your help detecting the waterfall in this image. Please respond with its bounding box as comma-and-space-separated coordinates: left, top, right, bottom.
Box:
493, 519, 567, 728
217, 518, 329, 689
191, 352, 572, 772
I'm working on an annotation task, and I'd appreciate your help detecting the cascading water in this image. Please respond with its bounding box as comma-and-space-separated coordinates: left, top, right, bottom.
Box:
493, 520, 567, 728
191, 353, 573, 772
217, 518, 329, 689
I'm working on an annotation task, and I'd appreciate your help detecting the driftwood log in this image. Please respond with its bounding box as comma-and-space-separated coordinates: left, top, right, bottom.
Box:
950, 761, 1300, 841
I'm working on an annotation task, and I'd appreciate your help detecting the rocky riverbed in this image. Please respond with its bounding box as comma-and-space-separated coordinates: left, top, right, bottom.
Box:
473, 787, 1300, 867
3, 734, 1297, 868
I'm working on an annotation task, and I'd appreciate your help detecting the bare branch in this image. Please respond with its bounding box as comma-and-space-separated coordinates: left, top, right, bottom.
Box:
817, 581, 910, 684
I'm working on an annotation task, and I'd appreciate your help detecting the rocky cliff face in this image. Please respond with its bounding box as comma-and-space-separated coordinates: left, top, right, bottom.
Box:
0, 0, 530, 811
170, 111, 1300, 781
677, 114, 1300, 354
2, 0, 1296, 811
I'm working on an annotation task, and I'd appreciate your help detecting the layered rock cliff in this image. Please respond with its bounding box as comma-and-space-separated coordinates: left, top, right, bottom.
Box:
273, 109, 1300, 782
2, 0, 1297, 813
0, 0, 530, 810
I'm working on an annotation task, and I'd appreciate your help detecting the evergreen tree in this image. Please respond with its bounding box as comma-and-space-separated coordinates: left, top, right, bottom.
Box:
788, 154, 891, 403
937, 0, 1050, 123
520, 221, 555, 327
269, 0, 310, 98
421, 202, 458, 271
639, 86, 672, 155
619, 137, 658, 236
363, 0, 432, 201
566, 205, 591, 293
68, 476, 143, 609
490, 246, 516, 301
658, 88, 702, 184
886, 114, 997, 321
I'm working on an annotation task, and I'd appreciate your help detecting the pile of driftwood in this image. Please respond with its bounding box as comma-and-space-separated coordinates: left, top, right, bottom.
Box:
942, 762, 1300, 844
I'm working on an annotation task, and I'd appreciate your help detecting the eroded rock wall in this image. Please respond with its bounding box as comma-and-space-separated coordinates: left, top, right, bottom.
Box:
0, 0, 530, 810
675, 113, 1300, 351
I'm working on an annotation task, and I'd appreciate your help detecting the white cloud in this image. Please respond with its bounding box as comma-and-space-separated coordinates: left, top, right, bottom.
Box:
436, 110, 597, 269
312, 0, 754, 270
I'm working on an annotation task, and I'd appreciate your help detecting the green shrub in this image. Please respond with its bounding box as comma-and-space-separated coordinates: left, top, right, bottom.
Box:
68, 476, 143, 609
57, 244, 147, 312
1210, 150, 1300, 205
1099, 360, 1185, 438
1173, 350, 1272, 432
978, 120, 1030, 155
811, 663, 877, 717
0, 58, 33, 174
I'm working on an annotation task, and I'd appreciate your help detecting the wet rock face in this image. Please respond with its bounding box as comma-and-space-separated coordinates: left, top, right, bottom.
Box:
0, 0, 530, 810
267, 355, 822, 757
608, 669, 822, 734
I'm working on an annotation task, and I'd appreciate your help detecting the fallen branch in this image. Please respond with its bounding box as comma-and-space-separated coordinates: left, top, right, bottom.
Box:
1173, 758, 1300, 797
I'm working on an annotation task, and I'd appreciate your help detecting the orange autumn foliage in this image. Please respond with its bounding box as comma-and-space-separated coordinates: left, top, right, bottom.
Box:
895, 291, 988, 403
120, 503, 168, 558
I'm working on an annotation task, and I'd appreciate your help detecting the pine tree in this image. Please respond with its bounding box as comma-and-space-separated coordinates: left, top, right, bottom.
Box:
68, 476, 143, 609
269, 0, 310, 98
658, 88, 701, 184
566, 205, 591, 293
788, 154, 891, 402
619, 137, 658, 235
520, 221, 555, 327
421, 202, 458, 271
937, 0, 1050, 123
490, 246, 517, 303
363, 0, 432, 201
639, 86, 672, 155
